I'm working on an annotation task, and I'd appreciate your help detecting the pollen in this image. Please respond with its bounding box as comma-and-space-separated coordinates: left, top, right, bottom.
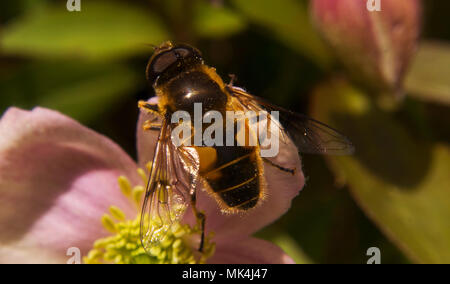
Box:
83, 168, 215, 264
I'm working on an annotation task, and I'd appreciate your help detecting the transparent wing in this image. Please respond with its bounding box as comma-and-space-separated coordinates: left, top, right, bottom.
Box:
139, 119, 199, 252
228, 86, 355, 155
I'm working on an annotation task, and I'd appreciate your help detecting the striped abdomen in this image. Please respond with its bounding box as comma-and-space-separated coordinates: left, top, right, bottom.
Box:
196, 145, 264, 212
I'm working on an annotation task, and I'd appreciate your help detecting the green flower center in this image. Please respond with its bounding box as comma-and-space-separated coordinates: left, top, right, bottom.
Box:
84, 166, 215, 264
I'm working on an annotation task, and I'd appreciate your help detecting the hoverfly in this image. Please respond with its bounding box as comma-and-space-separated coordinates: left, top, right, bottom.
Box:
138, 41, 354, 253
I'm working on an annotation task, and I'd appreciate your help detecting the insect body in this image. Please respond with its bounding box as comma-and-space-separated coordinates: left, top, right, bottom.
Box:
139, 41, 354, 253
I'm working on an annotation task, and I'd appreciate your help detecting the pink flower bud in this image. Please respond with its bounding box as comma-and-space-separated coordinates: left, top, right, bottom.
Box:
311, 0, 422, 98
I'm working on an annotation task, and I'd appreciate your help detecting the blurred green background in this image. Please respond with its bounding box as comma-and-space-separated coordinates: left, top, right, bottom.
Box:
1, 0, 449, 264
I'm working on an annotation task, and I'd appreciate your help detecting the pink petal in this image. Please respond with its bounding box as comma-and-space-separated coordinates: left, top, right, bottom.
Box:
0, 107, 140, 263
208, 237, 295, 264
137, 99, 304, 242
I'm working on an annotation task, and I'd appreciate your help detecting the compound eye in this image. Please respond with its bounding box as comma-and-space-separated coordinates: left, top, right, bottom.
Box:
152, 51, 178, 73
173, 47, 191, 58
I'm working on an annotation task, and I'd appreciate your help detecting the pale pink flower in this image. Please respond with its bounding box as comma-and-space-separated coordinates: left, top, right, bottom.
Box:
0, 103, 304, 264
311, 0, 422, 97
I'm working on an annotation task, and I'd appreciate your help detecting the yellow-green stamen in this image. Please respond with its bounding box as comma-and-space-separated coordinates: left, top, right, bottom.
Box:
84, 168, 215, 264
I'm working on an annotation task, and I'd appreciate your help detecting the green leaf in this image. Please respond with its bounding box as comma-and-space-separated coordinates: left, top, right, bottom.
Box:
1, 1, 170, 60
193, 1, 247, 39
39, 66, 141, 122
310, 79, 450, 264
405, 41, 450, 105
0, 61, 141, 122
230, 0, 332, 67
269, 233, 314, 264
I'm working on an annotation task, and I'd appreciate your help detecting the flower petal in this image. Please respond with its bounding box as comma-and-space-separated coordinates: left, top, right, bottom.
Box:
0, 107, 140, 263
208, 237, 295, 264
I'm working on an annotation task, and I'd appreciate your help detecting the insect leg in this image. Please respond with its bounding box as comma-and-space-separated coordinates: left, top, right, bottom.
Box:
139, 101, 163, 131
143, 120, 162, 131
138, 100, 161, 116
189, 186, 206, 252
227, 74, 237, 87
263, 158, 296, 175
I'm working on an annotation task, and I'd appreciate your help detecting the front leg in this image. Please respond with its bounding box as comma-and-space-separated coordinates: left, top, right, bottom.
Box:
143, 118, 162, 131
189, 185, 206, 253
139, 100, 163, 131
227, 74, 237, 87
138, 100, 161, 115
263, 157, 296, 175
